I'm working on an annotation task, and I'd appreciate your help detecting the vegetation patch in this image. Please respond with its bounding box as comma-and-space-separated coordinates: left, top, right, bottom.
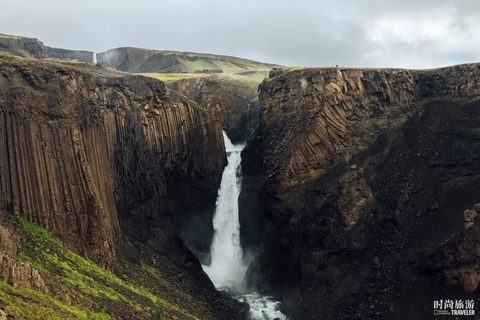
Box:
5, 213, 200, 320
0, 281, 110, 320
142, 70, 269, 92
141, 73, 205, 81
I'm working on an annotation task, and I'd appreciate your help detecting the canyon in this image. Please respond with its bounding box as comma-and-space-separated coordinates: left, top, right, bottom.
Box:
0, 34, 480, 320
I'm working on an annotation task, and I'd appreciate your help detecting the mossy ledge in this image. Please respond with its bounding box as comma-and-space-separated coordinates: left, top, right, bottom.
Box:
3, 212, 205, 320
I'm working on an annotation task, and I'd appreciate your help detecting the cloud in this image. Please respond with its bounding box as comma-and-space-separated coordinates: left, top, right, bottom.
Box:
0, 0, 479, 68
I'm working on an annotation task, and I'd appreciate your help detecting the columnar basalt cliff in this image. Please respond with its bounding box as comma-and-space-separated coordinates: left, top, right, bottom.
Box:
243, 64, 480, 320
0, 34, 93, 62
166, 76, 263, 260
0, 54, 245, 319
97, 46, 274, 145
168, 76, 259, 144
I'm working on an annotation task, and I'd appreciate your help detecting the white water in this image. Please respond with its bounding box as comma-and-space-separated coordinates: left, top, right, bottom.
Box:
202, 133, 246, 290
202, 132, 287, 320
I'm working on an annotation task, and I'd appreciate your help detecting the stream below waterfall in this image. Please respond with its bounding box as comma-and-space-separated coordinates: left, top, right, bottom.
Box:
202, 132, 287, 320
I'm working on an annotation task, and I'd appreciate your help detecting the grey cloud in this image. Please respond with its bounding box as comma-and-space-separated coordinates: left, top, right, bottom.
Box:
0, 0, 479, 68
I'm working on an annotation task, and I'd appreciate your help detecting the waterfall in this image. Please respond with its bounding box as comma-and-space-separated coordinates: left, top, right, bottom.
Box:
202, 132, 287, 320
202, 132, 246, 290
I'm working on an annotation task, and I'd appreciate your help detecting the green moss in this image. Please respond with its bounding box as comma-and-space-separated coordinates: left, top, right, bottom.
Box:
141, 73, 205, 81
7, 213, 200, 320
182, 59, 216, 71
154, 304, 165, 320
0, 281, 110, 320
140, 260, 162, 279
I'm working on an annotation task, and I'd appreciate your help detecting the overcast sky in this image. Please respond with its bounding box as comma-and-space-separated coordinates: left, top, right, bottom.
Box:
1, 0, 479, 68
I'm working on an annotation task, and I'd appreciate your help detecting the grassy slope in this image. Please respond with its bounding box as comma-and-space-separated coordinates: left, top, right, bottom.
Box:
135, 49, 278, 90
141, 71, 269, 91
0, 34, 24, 39
2, 213, 205, 320
129, 48, 279, 72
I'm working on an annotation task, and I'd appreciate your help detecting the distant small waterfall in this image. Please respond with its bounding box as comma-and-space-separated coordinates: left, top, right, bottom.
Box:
202, 132, 287, 320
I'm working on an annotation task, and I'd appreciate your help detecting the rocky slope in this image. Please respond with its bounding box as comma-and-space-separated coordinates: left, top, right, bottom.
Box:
0, 34, 93, 62
0, 53, 245, 319
243, 64, 480, 319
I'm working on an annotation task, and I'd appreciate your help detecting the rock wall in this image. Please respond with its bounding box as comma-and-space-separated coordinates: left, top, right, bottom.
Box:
0, 54, 226, 272
166, 77, 262, 258
0, 222, 46, 292
168, 76, 258, 144
47, 47, 94, 62
244, 64, 480, 320
0, 34, 93, 62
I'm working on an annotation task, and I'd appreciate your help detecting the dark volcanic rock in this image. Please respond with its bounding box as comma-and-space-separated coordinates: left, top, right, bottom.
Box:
0, 54, 245, 319
0, 34, 93, 62
243, 65, 480, 320
97, 47, 275, 145
168, 76, 259, 144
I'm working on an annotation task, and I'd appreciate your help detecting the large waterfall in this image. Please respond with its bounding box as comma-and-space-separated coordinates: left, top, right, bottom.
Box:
202, 132, 286, 320
202, 134, 246, 290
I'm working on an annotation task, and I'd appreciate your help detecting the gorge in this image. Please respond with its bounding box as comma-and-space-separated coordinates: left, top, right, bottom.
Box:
202, 132, 286, 320
0, 34, 480, 320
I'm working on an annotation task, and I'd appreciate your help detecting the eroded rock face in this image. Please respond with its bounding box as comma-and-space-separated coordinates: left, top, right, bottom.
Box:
422, 204, 480, 292
0, 54, 226, 273
168, 76, 259, 144
0, 223, 46, 293
0, 34, 93, 62
244, 64, 480, 320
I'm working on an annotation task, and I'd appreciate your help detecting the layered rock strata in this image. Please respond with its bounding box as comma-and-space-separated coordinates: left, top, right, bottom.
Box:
0, 54, 244, 319
168, 76, 259, 144
244, 64, 480, 320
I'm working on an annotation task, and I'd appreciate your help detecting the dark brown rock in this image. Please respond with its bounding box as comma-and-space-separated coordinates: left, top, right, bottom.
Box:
244, 64, 480, 320
0, 53, 244, 319
168, 76, 259, 144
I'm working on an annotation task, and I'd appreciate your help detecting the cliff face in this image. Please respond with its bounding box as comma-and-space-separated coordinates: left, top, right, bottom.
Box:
168, 76, 259, 144
0, 34, 93, 62
244, 64, 480, 320
0, 218, 46, 293
0, 54, 243, 319
97, 47, 274, 145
